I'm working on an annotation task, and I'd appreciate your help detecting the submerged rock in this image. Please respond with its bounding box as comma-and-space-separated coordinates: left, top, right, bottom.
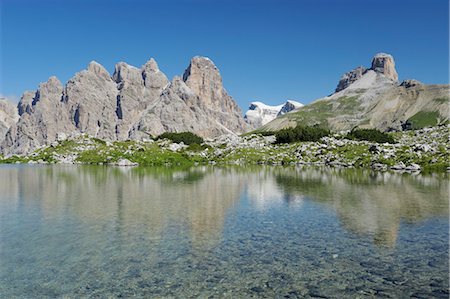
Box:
113, 158, 138, 167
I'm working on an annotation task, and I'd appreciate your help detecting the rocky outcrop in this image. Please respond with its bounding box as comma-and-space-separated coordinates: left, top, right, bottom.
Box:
244, 100, 303, 127
278, 100, 304, 116
335, 66, 367, 92
3, 77, 75, 155
400, 79, 422, 88
259, 53, 449, 133
2, 56, 247, 155
335, 53, 399, 93
371, 53, 398, 82
183, 57, 247, 134
0, 99, 19, 145
113, 59, 169, 140
64, 62, 117, 140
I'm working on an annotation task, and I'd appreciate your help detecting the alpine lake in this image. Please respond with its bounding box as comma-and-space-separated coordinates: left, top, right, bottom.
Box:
0, 165, 448, 298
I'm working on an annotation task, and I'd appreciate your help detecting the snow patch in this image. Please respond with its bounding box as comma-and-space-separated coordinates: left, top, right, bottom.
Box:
244, 100, 304, 127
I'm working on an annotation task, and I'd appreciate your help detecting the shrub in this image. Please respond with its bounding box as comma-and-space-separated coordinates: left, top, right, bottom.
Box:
346, 128, 395, 144
156, 132, 204, 145
275, 125, 330, 143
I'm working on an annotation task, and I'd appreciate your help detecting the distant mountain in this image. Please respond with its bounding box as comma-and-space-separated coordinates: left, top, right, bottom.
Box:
244, 100, 303, 127
1, 56, 247, 155
258, 53, 449, 133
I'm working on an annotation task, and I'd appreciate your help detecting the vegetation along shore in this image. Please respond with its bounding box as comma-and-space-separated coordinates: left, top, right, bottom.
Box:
1, 124, 448, 174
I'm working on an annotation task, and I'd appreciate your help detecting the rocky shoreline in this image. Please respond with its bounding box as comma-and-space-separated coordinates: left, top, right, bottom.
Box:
0, 125, 448, 174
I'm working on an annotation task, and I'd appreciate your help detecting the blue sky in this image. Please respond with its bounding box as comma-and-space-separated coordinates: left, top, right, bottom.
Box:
1, 0, 448, 110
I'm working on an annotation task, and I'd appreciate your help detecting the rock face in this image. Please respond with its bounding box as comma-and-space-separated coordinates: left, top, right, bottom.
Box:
2, 56, 247, 155
335, 66, 367, 92
244, 100, 303, 127
335, 53, 398, 92
0, 99, 19, 145
259, 53, 449, 133
278, 100, 304, 116
183, 57, 246, 134
400, 79, 422, 88
371, 53, 398, 82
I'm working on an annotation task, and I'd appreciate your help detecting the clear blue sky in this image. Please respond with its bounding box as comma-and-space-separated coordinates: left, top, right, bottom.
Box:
1, 0, 448, 110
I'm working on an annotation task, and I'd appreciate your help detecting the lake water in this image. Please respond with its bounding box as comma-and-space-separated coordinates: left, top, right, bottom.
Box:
0, 165, 448, 298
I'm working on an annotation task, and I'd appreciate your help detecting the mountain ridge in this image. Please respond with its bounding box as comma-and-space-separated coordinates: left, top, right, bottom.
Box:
1, 56, 247, 155
244, 100, 304, 127
256, 53, 449, 133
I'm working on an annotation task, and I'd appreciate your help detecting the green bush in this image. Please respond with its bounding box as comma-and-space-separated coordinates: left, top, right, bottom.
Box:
346, 128, 395, 144
275, 125, 330, 143
156, 132, 204, 145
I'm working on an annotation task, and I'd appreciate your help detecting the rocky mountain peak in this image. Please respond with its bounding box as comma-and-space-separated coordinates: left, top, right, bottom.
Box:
112, 62, 140, 83
183, 56, 221, 85
45, 76, 63, 87
2, 55, 247, 155
36, 76, 63, 103
143, 58, 160, 73
87, 61, 111, 81
244, 100, 304, 127
335, 53, 399, 93
182, 56, 225, 109
370, 53, 398, 82
141, 58, 168, 89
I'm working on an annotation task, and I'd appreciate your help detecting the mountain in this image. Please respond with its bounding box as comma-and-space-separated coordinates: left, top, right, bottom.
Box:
244, 100, 303, 127
258, 53, 449, 133
0, 98, 19, 145
1, 56, 247, 155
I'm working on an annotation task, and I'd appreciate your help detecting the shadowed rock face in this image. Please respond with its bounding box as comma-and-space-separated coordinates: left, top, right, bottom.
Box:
335, 66, 367, 92
1, 57, 247, 155
0, 99, 19, 145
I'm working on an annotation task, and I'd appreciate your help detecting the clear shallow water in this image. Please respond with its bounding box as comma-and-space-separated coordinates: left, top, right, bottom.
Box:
0, 165, 448, 298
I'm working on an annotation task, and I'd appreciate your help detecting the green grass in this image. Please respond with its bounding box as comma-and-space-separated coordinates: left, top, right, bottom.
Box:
336, 96, 361, 114
433, 97, 449, 104
286, 100, 334, 128
407, 111, 440, 129
279, 96, 361, 129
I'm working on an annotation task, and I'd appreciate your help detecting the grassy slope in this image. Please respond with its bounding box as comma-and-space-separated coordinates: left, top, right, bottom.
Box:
1, 126, 448, 173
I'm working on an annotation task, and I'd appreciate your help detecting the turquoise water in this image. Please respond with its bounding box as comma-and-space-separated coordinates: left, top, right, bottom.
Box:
0, 165, 448, 298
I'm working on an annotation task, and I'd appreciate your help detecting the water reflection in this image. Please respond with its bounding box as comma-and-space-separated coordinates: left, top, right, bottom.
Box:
0, 165, 244, 251
1, 165, 447, 249
271, 167, 449, 247
0, 165, 448, 298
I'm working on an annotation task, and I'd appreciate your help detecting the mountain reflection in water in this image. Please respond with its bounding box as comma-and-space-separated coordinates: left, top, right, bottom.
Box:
0, 165, 448, 298
1, 165, 446, 250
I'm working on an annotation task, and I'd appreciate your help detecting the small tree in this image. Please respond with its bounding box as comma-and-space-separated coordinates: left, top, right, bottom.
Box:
346, 128, 395, 144
156, 132, 204, 145
275, 125, 330, 143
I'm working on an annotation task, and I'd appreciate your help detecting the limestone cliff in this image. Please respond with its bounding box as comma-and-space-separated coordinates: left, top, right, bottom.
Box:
0, 98, 19, 145
2, 56, 247, 155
